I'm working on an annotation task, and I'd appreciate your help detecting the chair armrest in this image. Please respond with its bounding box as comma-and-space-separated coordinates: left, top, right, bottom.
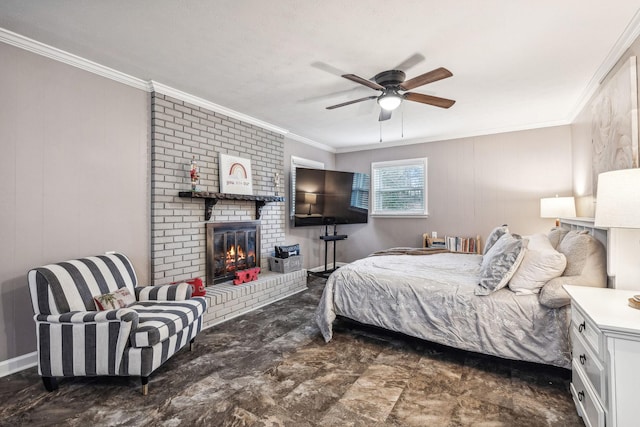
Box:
135, 282, 192, 301
33, 309, 139, 377
35, 308, 138, 324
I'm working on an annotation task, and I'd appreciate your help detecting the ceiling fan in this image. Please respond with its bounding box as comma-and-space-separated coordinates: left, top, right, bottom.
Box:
326, 67, 455, 121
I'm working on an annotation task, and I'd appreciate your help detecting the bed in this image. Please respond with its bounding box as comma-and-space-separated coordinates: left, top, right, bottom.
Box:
315, 220, 608, 369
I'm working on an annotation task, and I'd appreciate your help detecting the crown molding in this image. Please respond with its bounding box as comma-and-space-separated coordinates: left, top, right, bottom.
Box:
335, 118, 571, 153
568, 8, 640, 121
0, 27, 150, 91
285, 133, 336, 153
0, 26, 325, 141
2, 25, 578, 155
151, 82, 336, 151
150, 81, 289, 135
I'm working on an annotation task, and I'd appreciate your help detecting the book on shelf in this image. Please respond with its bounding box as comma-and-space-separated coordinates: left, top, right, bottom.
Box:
423, 233, 481, 254
444, 235, 481, 254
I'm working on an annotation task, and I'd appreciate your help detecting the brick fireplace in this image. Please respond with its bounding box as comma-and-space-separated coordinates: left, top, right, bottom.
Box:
150, 90, 306, 330
150, 91, 285, 286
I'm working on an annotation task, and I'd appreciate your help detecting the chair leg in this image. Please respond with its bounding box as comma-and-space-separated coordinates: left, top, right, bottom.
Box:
141, 376, 149, 396
42, 376, 58, 392
190, 337, 195, 351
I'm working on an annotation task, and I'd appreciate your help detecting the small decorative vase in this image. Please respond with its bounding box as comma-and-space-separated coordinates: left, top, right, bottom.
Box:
190, 157, 199, 192
273, 172, 280, 196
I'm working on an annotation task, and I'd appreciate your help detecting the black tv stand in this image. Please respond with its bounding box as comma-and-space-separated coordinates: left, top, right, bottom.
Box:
309, 225, 347, 278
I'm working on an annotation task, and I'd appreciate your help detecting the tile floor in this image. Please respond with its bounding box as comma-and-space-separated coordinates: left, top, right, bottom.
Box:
0, 276, 583, 426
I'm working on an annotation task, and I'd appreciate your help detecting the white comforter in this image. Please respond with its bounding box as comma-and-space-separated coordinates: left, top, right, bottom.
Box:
315, 253, 571, 368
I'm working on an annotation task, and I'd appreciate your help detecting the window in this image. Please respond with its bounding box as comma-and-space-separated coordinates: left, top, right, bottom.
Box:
290, 156, 324, 218
371, 157, 428, 217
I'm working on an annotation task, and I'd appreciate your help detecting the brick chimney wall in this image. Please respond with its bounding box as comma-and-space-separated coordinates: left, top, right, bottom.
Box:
151, 92, 285, 285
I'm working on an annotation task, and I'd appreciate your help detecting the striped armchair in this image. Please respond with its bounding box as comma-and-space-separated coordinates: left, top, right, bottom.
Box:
27, 253, 207, 395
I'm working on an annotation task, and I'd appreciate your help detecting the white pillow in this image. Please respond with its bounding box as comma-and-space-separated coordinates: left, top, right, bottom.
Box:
509, 233, 567, 295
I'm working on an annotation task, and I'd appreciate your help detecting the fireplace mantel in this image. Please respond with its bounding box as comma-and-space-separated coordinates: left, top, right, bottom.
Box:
178, 191, 285, 220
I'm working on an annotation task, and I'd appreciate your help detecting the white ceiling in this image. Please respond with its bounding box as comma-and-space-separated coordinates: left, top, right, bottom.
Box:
1, 1, 640, 152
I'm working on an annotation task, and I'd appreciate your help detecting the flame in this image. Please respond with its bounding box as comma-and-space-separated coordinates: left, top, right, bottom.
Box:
225, 244, 249, 271
219, 242, 257, 276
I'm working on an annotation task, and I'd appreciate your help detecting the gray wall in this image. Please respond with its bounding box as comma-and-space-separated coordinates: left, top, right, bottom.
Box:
4, 25, 633, 368
0, 42, 149, 362
334, 126, 574, 262
283, 137, 336, 270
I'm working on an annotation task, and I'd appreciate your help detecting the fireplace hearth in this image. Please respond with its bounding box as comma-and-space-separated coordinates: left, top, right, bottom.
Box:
206, 221, 261, 285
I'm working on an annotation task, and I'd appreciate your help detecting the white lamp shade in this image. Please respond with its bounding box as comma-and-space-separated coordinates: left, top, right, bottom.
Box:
540, 196, 576, 219
377, 93, 402, 111
595, 168, 640, 228
304, 193, 317, 205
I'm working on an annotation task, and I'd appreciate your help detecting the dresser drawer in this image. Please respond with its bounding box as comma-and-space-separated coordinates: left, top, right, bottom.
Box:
571, 328, 606, 405
572, 304, 601, 358
571, 361, 605, 427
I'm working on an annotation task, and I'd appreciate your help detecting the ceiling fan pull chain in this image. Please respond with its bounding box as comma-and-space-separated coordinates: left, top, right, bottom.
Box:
379, 121, 382, 143
401, 106, 404, 138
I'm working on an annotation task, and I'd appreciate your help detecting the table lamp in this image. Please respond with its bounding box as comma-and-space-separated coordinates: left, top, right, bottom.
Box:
594, 168, 640, 289
540, 195, 576, 226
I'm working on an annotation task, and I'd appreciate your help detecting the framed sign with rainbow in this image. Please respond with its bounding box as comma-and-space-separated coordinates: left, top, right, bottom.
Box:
219, 153, 253, 195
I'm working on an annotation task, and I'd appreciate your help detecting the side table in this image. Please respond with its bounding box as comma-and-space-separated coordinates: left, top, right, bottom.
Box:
564, 285, 640, 427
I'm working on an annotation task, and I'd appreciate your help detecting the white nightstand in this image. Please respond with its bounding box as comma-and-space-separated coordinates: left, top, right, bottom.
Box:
564, 285, 640, 427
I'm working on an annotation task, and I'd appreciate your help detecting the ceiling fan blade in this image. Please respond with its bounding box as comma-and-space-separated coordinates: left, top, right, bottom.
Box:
393, 53, 425, 71
399, 67, 453, 91
379, 109, 392, 121
311, 61, 348, 77
404, 92, 456, 109
299, 86, 369, 104
326, 95, 378, 110
342, 74, 385, 91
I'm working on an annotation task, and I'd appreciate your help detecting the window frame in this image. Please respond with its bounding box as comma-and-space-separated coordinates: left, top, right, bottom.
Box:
370, 157, 429, 217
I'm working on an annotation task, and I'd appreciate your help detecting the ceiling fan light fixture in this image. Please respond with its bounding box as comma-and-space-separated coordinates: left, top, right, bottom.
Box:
377, 91, 402, 111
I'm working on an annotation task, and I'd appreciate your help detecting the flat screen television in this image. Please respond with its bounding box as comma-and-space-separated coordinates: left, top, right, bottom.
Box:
293, 167, 370, 227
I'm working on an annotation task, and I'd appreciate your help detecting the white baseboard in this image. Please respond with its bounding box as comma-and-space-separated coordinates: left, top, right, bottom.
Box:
308, 262, 347, 273
0, 352, 37, 378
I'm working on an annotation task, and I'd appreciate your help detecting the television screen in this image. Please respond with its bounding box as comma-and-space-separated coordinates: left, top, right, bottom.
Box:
294, 167, 369, 227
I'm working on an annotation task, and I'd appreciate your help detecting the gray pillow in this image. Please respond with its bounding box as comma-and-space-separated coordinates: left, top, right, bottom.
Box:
483, 224, 509, 255
547, 227, 569, 250
539, 230, 607, 308
539, 276, 582, 308
557, 231, 599, 277
476, 233, 527, 296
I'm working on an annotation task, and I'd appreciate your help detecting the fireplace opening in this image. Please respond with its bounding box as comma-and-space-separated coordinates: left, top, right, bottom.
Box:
206, 221, 261, 285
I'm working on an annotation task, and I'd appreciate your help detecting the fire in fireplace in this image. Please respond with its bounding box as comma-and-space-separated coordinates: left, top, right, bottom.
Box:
206, 221, 261, 285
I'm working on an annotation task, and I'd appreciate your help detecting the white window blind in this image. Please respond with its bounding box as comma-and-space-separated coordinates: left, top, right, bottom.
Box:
290, 156, 324, 218
371, 157, 428, 216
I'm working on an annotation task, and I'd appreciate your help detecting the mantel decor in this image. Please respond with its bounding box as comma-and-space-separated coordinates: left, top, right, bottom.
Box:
178, 191, 285, 220
219, 153, 253, 195
189, 157, 200, 191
